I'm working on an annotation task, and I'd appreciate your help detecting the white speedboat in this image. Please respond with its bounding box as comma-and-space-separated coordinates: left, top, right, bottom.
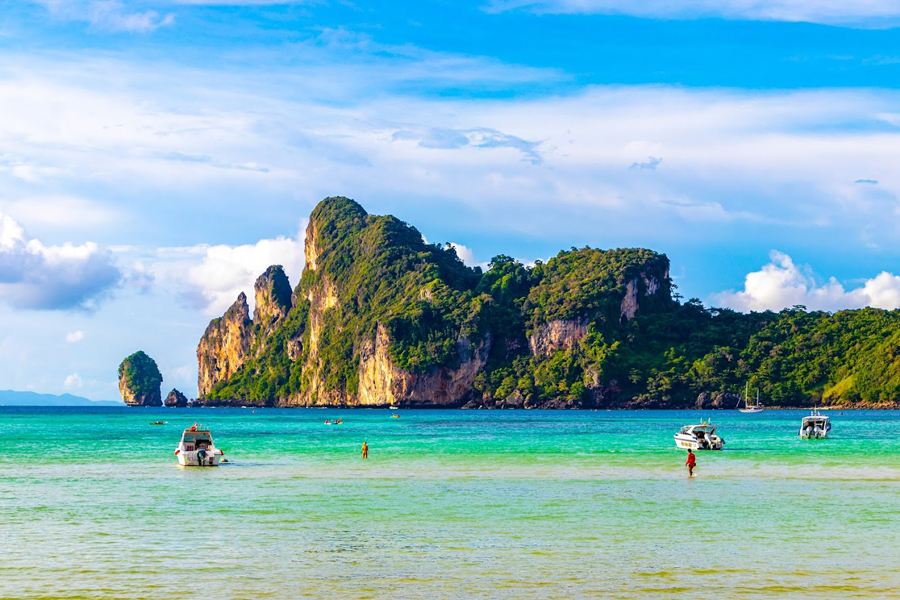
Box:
675, 421, 725, 450
738, 382, 764, 413
174, 424, 224, 466
800, 410, 831, 439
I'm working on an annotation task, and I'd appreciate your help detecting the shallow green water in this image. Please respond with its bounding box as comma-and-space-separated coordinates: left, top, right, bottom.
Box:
3, 408, 900, 598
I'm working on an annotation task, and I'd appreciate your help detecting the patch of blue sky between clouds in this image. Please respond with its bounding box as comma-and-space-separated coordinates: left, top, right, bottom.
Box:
9, 2, 900, 94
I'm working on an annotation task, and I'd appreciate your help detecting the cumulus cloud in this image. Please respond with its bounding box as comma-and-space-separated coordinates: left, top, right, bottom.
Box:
121, 261, 155, 294
63, 373, 83, 389
713, 251, 900, 312
154, 227, 306, 315
488, 0, 900, 27
65, 330, 84, 343
446, 242, 487, 269
0, 213, 121, 310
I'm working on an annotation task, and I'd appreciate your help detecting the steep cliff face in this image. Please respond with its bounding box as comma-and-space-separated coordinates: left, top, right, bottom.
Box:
118, 350, 163, 407
620, 270, 667, 320
302, 275, 341, 405
529, 267, 667, 356
254, 265, 292, 336
524, 249, 671, 357
197, 292, 253, 397
528, 318, 588, 357
197, 267, 295, 397
356, 324, 489, 406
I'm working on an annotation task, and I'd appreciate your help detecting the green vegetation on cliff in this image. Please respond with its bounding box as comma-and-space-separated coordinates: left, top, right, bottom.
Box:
209, 197, 485, 402
118, 351, 163, 406
202, 196, 900, 408
119, 351, 162, 391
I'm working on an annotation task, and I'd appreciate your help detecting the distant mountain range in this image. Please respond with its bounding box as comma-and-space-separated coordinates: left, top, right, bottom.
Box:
0, 390, 123, 407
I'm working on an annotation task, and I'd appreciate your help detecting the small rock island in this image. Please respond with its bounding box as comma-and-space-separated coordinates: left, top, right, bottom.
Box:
164, 388, 190, 408
118, 351, 163, 407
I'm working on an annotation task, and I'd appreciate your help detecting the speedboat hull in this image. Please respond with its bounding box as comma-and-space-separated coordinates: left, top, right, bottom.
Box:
177, 450, 222, 467
799, 427, 829, 440
674, 433, 724, 450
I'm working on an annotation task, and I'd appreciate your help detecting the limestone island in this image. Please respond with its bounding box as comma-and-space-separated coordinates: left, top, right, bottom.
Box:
193, 196, 900, 410
118, 351, 163, 407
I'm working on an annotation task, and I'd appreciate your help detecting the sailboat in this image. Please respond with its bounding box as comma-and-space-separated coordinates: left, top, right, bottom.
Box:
738, 383, 764, 413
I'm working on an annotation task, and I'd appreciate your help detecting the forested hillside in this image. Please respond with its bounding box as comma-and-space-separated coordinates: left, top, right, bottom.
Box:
197, 197, 900, 408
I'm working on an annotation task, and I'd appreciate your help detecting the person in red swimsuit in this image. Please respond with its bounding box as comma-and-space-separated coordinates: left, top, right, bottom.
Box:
686, 449, 696, 477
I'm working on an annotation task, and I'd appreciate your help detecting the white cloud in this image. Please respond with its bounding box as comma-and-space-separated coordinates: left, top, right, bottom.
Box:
63, 372, 83, 388
0, 212, 121, 310
38, 0, 175, 33
447, 242, 480, 268
2, 56, 900, 243
489, 0, 900, 27
65, 330, 85, 343
3, 57, 900, 296
713, 251, 900, 312
153, 226, 305, 315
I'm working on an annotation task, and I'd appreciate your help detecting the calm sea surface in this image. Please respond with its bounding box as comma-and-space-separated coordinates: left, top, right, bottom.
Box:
3, 408, 900, 599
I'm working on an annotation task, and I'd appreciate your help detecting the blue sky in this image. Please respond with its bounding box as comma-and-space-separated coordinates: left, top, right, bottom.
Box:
2, 0, 900, 401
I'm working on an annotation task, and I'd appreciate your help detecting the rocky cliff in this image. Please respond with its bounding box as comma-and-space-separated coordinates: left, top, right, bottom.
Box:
164, 388, 189, 407
193, 197, 900, 408
196, 292, 252, 398
118, 351, 163, 407
196, 197, 676, 408
254, 265, 292, 337
529, 319, 588, 357
356, 324, 490, 407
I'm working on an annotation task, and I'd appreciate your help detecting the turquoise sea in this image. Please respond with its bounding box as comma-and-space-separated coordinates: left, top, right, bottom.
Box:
3, 408, 900, 599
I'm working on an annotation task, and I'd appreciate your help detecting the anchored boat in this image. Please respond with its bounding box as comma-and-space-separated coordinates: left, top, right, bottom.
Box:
174, 424, 224, 466
799, 410, 831, 439
738, 382, 764, 413
674, 420, 725, 450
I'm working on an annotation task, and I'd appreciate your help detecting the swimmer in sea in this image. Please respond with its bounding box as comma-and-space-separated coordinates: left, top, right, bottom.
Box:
362, 441, 368, 459
686, 448, 696, 477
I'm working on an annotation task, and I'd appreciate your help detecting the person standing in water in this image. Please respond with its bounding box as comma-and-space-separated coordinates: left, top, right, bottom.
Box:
686, 448, 696, 477
362, 441, 368, 459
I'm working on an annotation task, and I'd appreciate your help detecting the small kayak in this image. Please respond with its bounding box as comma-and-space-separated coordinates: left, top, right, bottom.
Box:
149, 421, 166, 425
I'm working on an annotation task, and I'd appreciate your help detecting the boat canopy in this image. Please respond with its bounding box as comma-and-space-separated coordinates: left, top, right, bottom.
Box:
681, 424, 717, 433
181, 430, 212, 442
